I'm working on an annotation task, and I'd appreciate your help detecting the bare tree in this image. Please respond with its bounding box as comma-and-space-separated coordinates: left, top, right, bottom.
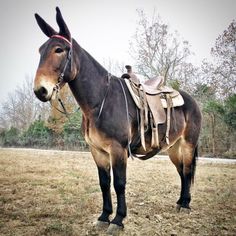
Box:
0, 76, 50, 130
130, 10, 196, 88
199, 20, 236, 99
102, 58, 125, 76
210, 19, 236, 97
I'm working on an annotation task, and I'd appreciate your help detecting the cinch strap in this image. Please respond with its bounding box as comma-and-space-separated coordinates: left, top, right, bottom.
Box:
51, 35, 72, 46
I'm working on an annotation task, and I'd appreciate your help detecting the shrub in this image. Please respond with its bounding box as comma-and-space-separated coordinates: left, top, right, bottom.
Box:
0, 127, 20, 146
63, 111, 88, 150
21, 120, 52, 147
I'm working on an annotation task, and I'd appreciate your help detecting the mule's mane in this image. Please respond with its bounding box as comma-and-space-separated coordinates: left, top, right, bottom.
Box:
73, 39, 108, 78
68, 39, 112, 112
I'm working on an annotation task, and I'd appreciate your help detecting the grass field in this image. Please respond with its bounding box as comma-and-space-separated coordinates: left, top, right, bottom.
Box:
0, 148, 235, 235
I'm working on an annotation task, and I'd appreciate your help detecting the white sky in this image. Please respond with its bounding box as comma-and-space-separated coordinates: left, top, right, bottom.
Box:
0, 0, 235, 102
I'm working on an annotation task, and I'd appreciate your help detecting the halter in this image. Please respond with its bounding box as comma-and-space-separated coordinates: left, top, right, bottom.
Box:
51, 34, 72, 46
51, 35, 73, 90
51, 34, 73, 116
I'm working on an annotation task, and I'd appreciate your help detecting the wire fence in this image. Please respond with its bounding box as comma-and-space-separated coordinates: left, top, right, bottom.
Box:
1, 141, 235, 159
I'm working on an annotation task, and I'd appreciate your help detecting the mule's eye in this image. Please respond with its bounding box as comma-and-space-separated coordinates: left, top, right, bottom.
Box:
55, 47, 64, 53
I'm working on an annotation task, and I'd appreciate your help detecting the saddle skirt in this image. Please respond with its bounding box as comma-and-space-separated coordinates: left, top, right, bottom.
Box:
124, 78, 184, 150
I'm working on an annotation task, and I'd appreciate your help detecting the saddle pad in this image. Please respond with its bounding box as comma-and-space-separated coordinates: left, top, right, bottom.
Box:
125, 79, 140, 108
161, 94, 184, 108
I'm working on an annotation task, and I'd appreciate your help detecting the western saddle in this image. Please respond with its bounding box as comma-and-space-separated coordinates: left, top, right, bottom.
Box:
121, 65, 184, 150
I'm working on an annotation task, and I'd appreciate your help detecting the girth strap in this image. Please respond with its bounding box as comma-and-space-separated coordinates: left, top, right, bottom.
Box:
138, 85, 148, 151
117, 79, 134, 158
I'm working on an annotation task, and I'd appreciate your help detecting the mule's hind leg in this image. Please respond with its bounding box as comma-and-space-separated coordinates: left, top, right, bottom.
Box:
91, 148, 112, 225
168, 138, 197, 211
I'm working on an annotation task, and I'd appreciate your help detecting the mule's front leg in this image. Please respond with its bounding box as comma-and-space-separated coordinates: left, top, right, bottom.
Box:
111, 161, 127, 226
91, 148, 112, 225
97, 166, 113, 223
108, 145, 127, 232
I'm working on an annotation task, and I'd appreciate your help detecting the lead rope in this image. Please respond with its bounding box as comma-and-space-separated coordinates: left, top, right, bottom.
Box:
96, 73, 112, 121
118, 79, 134, 159
50, 98, 69, 117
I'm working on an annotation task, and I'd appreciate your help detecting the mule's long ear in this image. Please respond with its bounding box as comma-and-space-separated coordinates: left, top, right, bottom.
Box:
56, 7, 71, 42
35, 13, 57, 37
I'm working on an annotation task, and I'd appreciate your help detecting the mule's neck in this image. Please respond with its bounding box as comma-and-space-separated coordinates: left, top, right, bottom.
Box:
68, 40, 109, 114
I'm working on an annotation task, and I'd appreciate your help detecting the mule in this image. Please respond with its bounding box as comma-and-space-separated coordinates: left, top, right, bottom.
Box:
33, 7, 202, 234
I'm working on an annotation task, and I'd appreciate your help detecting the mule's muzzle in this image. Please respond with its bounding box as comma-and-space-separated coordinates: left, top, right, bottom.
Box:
34, 86, 49, 102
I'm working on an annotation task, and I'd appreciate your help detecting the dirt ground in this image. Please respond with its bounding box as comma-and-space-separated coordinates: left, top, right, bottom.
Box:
0, 148, 235, 236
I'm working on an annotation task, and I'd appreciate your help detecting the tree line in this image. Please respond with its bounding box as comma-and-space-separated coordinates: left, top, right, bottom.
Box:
0, 81, 88, 150
0, 11, 235, 157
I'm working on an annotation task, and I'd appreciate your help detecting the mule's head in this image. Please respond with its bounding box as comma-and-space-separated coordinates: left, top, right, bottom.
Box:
34, 7, 76, 102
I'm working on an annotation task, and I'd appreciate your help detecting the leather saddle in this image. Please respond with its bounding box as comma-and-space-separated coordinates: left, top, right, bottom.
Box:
121, 66, 177, 97
121, 65, 184, 150
142, 76, 171, 94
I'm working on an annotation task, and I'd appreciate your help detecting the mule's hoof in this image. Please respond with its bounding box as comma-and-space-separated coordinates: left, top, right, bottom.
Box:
94, 220, 109, 229
176, 204, 181, 212
180, 207, 191, 214
107, 223, 123, 235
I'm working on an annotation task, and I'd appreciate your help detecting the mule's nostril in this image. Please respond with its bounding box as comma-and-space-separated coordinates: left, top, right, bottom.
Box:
40, 86, 48, 97
34, 86, 49, 102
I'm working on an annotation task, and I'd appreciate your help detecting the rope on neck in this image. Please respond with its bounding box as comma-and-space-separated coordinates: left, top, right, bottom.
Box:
96, 73, 112, 121
50, 99, 68, 118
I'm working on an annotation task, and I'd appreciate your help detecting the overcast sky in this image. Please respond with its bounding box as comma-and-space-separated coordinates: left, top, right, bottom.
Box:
0, 0, 235, 102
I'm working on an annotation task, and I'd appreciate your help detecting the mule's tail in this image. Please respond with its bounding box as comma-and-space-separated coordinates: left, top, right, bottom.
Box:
191, 145, 198, 185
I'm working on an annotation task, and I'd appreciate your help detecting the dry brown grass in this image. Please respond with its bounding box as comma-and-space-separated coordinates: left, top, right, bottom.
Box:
0, 148, 235, 235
